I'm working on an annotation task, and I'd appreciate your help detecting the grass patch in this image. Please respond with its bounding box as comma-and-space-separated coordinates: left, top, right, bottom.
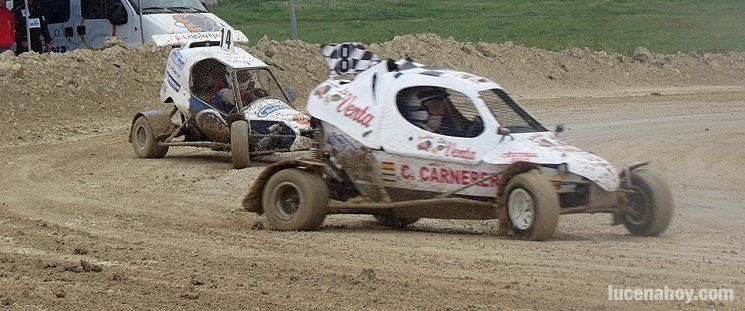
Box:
211, 0, 745, 55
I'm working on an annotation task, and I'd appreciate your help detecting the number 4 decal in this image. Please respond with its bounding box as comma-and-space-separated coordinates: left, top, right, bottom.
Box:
220, 28, 233, 51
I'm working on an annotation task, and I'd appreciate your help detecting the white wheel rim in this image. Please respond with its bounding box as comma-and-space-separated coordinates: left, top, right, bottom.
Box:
135, 125, 147, 150
508, 188, 535, 230
273, 182, 301, 221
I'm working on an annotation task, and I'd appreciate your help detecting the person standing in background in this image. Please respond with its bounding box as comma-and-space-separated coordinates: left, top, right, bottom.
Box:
0, 1, 15, 52
13, 0, 51, 55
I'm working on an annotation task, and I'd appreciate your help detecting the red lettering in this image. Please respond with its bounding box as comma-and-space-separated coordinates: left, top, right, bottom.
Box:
430, 167, 439, 183
440, 168, 450, 184
450, 169, 461, 185
336, 95, 354, 112
401, 165, 413, 180
335, 95, 374, 128
443, 142, 476, 159
477, 172, 488, 187
359, 114, 373, 127
419, 167, 429, 181
490, 175, 501, 188
404, 164, 501, 189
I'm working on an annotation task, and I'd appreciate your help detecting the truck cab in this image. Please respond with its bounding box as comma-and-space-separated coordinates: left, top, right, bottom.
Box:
26, 0, 228, 52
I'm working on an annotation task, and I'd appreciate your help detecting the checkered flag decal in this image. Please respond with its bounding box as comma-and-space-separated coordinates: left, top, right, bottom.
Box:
321, 43, 382, 75
392, 60, 449, 77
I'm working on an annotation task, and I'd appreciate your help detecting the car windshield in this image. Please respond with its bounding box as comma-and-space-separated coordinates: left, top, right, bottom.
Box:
234, 68, 290, 105
479, 89, 547, 133
130, 0, 207, 13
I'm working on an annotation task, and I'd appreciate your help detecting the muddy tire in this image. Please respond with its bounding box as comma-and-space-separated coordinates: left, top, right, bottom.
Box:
621, 170, 673, 236
373, 215, 419, 227
503, 172, 560, 241
231, 120, 250, 169
131, 116, 169, 158
263, 169, 328, 231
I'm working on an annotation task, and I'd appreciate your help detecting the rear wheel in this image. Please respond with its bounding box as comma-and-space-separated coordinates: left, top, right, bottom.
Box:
263, 169, 328, 231
231, 120, 250, 169
373, 215, 419, 227
132, 116, 169, 158
621, 170, 673, 236
503, 172, 560, 241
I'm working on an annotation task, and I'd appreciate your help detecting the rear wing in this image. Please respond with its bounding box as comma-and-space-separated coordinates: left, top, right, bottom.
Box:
152, 29, 248, 48
321, 43, 382, 77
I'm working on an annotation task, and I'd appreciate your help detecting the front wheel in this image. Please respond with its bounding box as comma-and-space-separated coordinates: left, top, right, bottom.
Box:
131, 116, 169, 158
621, 170, 673, 236
231, 120, 250, 169
262, 169, 328, 231
503, 172, 560, 241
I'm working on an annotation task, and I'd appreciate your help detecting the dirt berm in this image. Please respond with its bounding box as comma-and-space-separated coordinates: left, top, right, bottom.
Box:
1, 33, 744, 143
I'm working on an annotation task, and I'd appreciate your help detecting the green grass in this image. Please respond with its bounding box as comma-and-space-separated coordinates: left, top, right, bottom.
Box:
211, 0, 745, 55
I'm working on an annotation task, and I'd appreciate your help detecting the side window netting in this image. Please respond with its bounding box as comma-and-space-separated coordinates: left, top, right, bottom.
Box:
480, 89, 546, 133
191, 59, 229, 105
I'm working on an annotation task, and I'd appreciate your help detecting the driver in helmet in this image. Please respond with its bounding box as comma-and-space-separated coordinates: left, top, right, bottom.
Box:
197, 72, 273, 143
212, 72, 270, 111
400, 87, 450, 134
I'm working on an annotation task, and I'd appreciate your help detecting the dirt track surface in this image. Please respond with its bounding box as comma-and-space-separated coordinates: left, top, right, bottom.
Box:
1, 83, 744, 309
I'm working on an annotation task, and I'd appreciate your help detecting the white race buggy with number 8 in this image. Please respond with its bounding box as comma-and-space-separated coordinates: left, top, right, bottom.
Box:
242, 43, 674, 241
129, 28, 312, 169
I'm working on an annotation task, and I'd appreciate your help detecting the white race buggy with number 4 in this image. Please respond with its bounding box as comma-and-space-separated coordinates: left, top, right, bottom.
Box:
242, 43, 673, 240
129, 29, 312, 169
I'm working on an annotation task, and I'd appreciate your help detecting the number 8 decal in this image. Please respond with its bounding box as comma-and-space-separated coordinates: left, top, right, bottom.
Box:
338, 43, 351, 74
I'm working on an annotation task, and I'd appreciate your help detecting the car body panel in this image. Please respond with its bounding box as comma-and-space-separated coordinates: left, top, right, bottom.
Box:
309, 44, 621, 194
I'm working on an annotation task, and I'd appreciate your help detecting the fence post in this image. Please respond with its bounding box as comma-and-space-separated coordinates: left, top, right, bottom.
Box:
23, 0, 32, 53
289, 0, 297, 40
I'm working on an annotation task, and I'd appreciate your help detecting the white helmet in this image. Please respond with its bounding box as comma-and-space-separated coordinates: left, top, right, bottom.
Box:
399, 87, 449, 130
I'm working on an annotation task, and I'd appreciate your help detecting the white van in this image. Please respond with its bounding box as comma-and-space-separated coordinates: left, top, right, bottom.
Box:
26, 0, 230, 52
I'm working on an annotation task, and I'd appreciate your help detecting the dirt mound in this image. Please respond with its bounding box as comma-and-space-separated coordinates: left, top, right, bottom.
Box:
368, 34, 745, 94
2, 34, 744, 142
0, 43, 169, 142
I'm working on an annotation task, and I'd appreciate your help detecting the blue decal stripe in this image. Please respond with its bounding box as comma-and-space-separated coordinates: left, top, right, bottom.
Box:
189, 96, 229, 118
166, 71, 181, 91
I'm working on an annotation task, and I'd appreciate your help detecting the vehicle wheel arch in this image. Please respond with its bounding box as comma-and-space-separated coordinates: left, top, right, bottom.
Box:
128, 109, 176, 143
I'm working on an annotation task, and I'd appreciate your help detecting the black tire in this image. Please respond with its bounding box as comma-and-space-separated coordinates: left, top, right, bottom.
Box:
263, 169, 328, 231
231, 120, 250, 169
131, 116, 169, 158
621, 170, 673, 236
503, 172, 560, 241
373, 215, 419, 227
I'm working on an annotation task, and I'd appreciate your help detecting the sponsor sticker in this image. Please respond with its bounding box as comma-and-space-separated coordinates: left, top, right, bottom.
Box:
170, 50, 186, 70
417, 135, 476, 160
381, 161, 397, 182
166, 71, 181, 92
501, 151, 537, 162
257, 104, 290, 117
333, 90, 373, 128
291, 114, 311, 126
399, 163, 501, 188
173, 32, 221, 42
328, 131, 354, 149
